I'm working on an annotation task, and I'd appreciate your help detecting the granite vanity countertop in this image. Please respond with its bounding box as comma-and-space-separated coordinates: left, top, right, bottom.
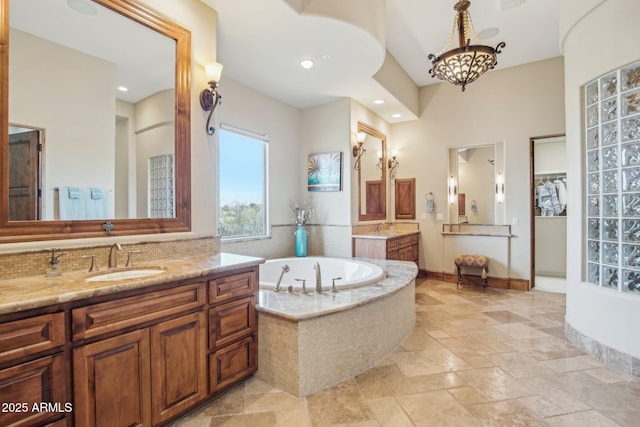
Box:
0, 252, 264, 316
257, 258, 418, 321
351, 230, 420, 240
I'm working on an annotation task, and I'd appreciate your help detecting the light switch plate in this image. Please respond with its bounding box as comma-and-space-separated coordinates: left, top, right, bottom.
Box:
436, 213, 444, 221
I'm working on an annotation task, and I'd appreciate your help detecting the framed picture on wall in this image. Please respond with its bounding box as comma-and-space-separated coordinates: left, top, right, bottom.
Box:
307, 151, 342, 192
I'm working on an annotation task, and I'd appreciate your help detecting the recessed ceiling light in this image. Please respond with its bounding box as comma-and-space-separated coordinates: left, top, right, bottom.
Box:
499, 0, 526, 11
117, 86, 128, 92
300, 59, 315, 69
478, 27, 500, 40
391, 113, 402, 118
373, 99, 385, 105
67, 0, 98, 15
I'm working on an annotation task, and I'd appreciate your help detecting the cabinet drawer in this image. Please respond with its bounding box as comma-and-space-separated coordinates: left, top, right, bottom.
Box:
208, 270, 257, 303
209, 296, 256, 350
0, 354, 66, 427
398, 234, 418, 248
209, 334, 257, 393
0, 313, 65, 364
387, 250, 400, 260
387, 239, 399, 251
72, 282, 205, 341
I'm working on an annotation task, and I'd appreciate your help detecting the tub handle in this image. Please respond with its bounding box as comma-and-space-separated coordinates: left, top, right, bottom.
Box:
331, 277, 342, 294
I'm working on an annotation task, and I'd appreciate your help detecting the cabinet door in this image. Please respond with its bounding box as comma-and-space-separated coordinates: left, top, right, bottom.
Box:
0, 354, 66, 427
208, 270, 257, 303
150, 311, 207, 425
0, 312, 65, 364
209, 296, 256, 350
209, 334, 257, 394
73, 329, 151, 427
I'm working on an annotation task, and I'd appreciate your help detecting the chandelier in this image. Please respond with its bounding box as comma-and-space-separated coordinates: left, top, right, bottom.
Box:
428, 1, 505, 91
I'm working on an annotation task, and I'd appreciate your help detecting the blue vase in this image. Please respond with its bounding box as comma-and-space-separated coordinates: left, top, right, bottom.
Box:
295, 226, 308, 257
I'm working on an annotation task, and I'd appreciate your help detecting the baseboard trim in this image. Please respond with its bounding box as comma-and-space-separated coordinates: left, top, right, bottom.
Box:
420, 269, 530, 291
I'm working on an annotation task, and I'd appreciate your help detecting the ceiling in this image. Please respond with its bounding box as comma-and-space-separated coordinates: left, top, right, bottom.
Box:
203, 0, 562, 123
11, 0, 175, 104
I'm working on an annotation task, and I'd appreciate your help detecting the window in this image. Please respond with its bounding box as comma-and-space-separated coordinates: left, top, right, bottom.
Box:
584, 59, 640, 294
218, 125, 268, 239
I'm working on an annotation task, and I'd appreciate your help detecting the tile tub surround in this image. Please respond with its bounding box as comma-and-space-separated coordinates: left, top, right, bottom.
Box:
0, 252, 263, 315
256, 259, 418, 396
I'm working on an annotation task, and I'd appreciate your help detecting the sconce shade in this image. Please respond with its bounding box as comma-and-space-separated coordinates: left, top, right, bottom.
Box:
205, 62, 223, 83
356, 132, 366, 143
448, 176, 457, 205
428, 1, 505, 91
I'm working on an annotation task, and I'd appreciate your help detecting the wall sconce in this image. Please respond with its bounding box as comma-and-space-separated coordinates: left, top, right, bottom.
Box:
353, 131, 366, 170
496, 173, 504, 204
376, 151, 383, 170
448, 176, 457, 205
388, 150, 399, 179
200, 62, 223, 135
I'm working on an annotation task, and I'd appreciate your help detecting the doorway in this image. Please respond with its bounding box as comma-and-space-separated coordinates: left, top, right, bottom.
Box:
8, 126, 42, 221
530, 135, 567, 293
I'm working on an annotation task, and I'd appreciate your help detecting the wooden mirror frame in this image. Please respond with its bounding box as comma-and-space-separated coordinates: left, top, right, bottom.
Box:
357, 122, 386, 221
0, 0, 191, 243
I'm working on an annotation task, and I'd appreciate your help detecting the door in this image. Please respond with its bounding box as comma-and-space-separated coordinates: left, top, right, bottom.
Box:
150, 312, 207, 424
73, 329, 151, 427
0, 355, 66, 427
9, 130, 41, 220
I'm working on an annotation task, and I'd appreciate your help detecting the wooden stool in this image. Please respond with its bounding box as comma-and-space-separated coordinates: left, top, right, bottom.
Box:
454, 254, 489, 291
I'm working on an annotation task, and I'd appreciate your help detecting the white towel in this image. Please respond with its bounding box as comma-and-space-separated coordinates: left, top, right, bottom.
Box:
85, 187, 109, 219
58, 186, 86, 219
554, 180, 567, 212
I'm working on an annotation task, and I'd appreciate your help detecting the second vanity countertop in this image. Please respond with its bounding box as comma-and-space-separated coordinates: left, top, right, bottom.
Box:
351, 230, 420, 240
0, 252, 264, 316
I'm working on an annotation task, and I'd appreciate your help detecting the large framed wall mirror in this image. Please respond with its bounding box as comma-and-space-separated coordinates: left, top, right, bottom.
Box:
0, 0, 192, 242
357, 122, 386, 221
448, 142, 505, 225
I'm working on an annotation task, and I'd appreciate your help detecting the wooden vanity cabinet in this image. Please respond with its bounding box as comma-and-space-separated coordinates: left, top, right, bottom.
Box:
353, 233, 419, 265
72, 267, 258, 426
72, 283, 208, 427
0, 266, 260, 427
207, 269, 259, 394
0, 312, 67, 427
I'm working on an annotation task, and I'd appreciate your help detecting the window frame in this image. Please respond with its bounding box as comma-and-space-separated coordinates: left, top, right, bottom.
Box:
218, 123, 270, 242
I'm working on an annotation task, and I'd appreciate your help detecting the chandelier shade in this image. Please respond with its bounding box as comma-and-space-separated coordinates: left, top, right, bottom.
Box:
428, 1, 505, 91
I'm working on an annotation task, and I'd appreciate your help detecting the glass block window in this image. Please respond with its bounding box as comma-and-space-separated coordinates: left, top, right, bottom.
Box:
585, 60, 640, 295
148, 154, 175, 218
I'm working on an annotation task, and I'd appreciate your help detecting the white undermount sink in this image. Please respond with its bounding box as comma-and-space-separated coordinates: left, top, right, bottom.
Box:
85, 268, 166, 282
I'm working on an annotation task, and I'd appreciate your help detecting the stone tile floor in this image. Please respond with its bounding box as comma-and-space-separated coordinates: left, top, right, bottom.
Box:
171, 278, 640, 426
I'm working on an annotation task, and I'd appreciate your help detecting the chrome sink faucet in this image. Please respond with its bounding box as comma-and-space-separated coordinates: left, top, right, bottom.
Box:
314, 261, 322, 293
108, 243, 122, 269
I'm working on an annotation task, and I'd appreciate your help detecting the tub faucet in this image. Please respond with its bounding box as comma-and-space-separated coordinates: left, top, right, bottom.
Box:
274, 264, 290, 292
314, 261, 322, 293
108, 243, 122, 269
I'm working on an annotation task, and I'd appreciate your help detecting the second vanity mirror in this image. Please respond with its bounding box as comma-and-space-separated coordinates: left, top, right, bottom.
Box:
0, 0, 192, 242
448, 142, 505, 225
357, 122, 386, 221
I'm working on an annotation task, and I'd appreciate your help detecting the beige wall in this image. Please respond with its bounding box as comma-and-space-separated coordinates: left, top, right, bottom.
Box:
562, 0, 640, 358
219, 78, 303, 259
10, 29, 116, 220
392, 57, 565, 278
